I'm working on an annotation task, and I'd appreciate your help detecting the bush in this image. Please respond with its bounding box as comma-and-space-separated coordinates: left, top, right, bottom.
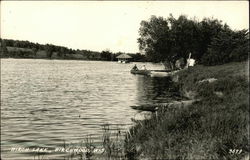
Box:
202, 29, 249, 66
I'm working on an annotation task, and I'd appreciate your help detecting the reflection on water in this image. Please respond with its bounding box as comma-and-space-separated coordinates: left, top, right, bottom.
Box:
136, 76, 179, 105
1, 59, 177, 159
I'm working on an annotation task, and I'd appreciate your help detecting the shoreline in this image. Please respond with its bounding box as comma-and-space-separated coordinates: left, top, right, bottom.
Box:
125, 60, 249, 159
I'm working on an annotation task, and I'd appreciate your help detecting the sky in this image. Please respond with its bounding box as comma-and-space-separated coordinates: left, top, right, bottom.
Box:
0, 1, 249, 53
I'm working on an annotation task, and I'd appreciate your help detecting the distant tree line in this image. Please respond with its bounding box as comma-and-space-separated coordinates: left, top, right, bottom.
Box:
0, 39, 146, 62
138, 15, 249, 66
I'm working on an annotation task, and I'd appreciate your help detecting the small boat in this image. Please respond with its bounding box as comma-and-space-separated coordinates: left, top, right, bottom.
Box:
130, 69, 151, 75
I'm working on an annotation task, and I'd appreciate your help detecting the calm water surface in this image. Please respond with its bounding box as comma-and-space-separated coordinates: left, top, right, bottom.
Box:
1, 59, 176, 159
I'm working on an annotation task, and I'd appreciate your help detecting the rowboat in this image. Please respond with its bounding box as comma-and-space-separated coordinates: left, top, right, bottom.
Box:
130, 69, 151, 75
130, 69, 172, 76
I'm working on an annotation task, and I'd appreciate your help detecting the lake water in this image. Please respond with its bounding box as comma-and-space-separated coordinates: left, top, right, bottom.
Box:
1, 59, 177, 159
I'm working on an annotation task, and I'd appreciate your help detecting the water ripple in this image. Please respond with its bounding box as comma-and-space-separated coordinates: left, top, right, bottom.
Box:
1, 59, 173, 159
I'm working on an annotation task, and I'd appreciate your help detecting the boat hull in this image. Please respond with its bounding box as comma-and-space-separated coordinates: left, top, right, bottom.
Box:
130, 69, 151, 75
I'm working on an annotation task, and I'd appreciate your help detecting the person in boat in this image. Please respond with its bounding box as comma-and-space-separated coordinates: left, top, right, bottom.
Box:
132, 64, 139, 71
141, 65, 147, 70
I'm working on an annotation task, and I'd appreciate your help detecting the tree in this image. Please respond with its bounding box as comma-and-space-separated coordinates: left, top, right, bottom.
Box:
138, 15, 202, 69
195, 18, 224, 62
202, 28, 249, 65
167, 14, 200, 61
101, 49, 112, 61
58, 47, 66, 58
0, 39, 9, 58
131, 53, 146, 62
44, 44, 54, 58
138, 15, 172, 63
137, 15, 246, 67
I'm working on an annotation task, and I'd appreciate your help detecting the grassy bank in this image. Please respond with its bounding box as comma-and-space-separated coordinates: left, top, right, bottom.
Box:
124, 61, 249, 159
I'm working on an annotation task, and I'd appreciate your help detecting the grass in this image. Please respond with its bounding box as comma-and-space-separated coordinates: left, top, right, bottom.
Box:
176, 60, 249, 95
102, 124, 124, 159
124, 60, 249, 159
53, 125, 124, 160
32, 124, 125, 160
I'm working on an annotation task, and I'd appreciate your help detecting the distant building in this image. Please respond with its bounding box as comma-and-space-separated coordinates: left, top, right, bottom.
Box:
116, 53, 132, 63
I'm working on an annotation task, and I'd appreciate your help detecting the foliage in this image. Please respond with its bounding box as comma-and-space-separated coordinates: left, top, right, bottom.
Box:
202, 29, 249, 65
0, 39, 8, 57
138, 16, 171, 63
101, 50, 113, 61
131, 53, 147, 62
138, 15, 249, 66
167, 15, 200, 61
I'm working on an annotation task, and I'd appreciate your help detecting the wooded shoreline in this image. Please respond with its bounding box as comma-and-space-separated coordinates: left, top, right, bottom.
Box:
0, 39, 146, 62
